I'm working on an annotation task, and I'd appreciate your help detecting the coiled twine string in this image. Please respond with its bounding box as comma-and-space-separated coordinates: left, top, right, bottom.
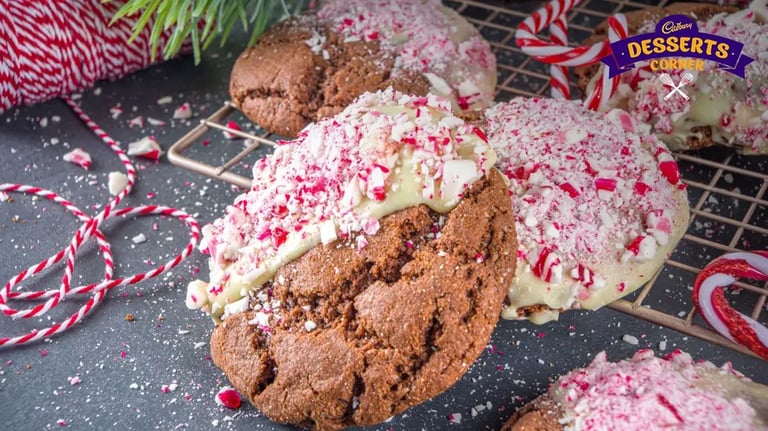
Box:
0, 0, 200, 347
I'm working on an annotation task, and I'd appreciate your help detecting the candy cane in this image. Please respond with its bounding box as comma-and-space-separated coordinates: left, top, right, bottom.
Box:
515, 0, 628, 109
0, 96, 200, 347
584, 15, 628, 111
693, 251, 768, 360
549, 15, 570, 99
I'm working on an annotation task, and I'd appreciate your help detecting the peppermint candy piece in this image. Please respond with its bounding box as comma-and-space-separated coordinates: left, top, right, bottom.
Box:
215, 386, 242, 409
127, 136, 163, 161
693, 251, 768, 360
62, 148, 92, 170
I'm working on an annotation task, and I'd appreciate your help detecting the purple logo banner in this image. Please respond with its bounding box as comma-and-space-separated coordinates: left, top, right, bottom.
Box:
600, 15, 754, 78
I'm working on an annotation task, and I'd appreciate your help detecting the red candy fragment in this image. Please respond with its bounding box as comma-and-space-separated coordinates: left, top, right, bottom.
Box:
127, 136, 163, 161
659, 161, 681, 185
223, 121, 243, 139
215, 386, 242, 409
62, 148, 92, 170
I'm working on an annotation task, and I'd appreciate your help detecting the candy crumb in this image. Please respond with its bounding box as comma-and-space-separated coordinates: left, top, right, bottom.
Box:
448, 413, 462, 424
127, 136, 163, 161
132, 233, 147, 244
128, 116, 144, 128
173, 103, 192, 120
62, 148, 92, 170
107, 172, 128, 196
622, 334, 640, 345
223, 121, 242, 139
215, 387, 242, 409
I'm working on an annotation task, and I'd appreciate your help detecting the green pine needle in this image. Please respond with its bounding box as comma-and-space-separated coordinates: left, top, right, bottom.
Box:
109, 0, 309, 64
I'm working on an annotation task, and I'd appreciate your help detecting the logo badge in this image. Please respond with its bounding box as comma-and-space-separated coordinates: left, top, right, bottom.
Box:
659, 72, 694, 100
600, 15, 754, 78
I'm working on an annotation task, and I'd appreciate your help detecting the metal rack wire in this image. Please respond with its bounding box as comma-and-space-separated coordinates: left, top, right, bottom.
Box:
168, 0, 768, 358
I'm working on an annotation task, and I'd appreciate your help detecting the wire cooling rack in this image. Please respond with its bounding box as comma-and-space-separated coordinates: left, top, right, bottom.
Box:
168, 0, 768, 358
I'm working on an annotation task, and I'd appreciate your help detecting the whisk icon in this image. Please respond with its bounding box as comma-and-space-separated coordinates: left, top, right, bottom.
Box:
660, 72, 695, 100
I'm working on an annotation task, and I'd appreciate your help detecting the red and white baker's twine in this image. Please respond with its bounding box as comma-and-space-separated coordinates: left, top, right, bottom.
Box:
0, 98, 200, 347
515, 0, 628, 109
693, 251, 768, 360
0, 0, 200, 346
0, 0, 178, 112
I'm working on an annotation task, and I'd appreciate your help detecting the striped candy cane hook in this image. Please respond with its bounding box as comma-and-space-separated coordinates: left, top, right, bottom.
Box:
516, 0, 628, 109
693, 251, 768, 360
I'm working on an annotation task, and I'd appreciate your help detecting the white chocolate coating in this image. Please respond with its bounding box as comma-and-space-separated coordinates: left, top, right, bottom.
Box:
315, 0, 497, 113
594, 1, 768, 154
486, 98, 689, 323
550, 350, 767, 430
187, 89, 495, 320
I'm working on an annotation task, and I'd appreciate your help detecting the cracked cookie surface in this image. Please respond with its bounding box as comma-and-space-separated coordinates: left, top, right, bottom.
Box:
210, 170, 517, 431
229, 0, 497, 138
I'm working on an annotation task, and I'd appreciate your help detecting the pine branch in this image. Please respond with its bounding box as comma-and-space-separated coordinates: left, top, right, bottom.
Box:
110, 0, 309, 64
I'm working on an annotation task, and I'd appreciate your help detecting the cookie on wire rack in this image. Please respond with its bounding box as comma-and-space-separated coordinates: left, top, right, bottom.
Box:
501, 349, 768, 431
186, 89, 517, 430
485, 97, 689, 324
229, 0, 497, 138
575, 2, 768, 154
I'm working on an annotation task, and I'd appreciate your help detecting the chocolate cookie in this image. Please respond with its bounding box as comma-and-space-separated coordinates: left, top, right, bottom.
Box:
574, 2, 736, 96
186, 89, 517, 430
485, 98, 689, 324
230, 0, 497, 137
501, 350, 768, 431
211, 170, 516, 430
575, 3, 768, 154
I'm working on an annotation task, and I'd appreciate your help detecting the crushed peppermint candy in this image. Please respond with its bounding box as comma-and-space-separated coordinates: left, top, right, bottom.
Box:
215, 387, 241, 409
62, 148, 92, 170
605, 2, 768, 154
622, 334, 640, 345
550, 350, 762, 430
127, 136, 163, 161
222, 121, 242, 139
187, 89, 494, 320
447, 412, 462, 424
173, 102, 192, 120
487, 98, 688, 321
107, 171, 129, 196
128, 115, 144, 128
315, 0, 496, 112
109, 105, 123, 119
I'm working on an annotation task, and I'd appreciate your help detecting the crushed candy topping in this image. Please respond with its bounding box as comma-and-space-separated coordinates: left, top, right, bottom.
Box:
550, 350, 764, 431
127, 136, 163, 161
215, 386, 242, 409
62, 148, 92, 170
487, 98, 688, 322
187, 89, 495, 320
313, 0, 497, 112
605, 1, 768, 154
